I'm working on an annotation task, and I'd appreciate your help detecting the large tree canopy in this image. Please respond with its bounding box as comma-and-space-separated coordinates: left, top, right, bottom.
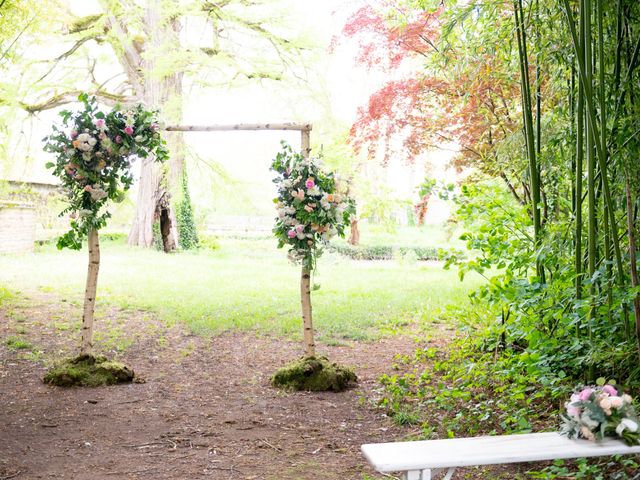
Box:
2, 0, 310, 249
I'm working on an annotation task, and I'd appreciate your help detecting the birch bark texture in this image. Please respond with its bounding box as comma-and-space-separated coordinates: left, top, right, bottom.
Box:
299, 128, 316, 357
81, 229, 100, 355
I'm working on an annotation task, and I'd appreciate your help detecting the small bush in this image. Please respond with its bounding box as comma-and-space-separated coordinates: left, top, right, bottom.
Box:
100, 232, 128, 243
329, 243, 438, 261
198, 234, 220, 251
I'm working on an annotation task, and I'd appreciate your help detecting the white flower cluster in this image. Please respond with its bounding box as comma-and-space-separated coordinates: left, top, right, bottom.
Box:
75, 133, 97, 152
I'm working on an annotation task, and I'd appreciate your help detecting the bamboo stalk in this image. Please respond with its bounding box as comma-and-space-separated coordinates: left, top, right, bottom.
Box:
625, 178, 640, 356
81, 229, 100, 356
563, 0, 626, 293
575, 58, 584, 304
514, 0, 544, 280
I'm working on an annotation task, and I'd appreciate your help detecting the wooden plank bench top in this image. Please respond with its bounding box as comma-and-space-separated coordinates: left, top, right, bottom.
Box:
362, 432, 640, 479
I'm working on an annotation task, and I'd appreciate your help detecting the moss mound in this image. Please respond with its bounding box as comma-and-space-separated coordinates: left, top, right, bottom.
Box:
271, 356, 357, 392
44, 354, 135, 387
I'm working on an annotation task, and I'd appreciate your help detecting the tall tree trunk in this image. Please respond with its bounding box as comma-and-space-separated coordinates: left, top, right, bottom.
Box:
127, 0, 183, 250
301, 267, 315, 357
81, 229, 100, 356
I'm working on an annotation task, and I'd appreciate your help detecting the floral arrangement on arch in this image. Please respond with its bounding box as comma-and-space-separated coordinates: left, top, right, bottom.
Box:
561, 383, 640, 445
43, 93, 168, 249
272, 142, 355, 270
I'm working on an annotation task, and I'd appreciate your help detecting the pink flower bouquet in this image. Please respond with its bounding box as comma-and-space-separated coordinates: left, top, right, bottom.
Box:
561, 384, 639, 445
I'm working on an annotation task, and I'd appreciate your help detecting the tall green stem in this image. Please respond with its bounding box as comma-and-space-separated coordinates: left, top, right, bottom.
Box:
514, 0, 543, 281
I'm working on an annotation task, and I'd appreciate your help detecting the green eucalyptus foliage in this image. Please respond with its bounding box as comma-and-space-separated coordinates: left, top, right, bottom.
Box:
176, 169, 199, 250
43, 94, 168, 249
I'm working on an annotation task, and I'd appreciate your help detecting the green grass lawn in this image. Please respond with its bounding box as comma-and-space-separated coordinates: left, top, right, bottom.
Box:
0, 237, 483, 342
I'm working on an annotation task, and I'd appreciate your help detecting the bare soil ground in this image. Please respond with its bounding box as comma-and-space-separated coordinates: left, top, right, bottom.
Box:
0, 291, 531, 480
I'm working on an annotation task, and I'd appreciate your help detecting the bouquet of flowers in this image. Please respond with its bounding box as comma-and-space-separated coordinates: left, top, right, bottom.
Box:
43, 93, 168, 249
271, 142, 355, 270
561, 384, 640, 445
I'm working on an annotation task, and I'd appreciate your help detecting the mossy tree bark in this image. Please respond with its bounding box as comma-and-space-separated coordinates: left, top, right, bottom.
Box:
125, 0, 181, 251
301, 267, 315, 357
81, 228, 100, 355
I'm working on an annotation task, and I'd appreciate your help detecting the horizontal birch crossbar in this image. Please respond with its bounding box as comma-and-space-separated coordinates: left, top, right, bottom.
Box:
361, 432, 640, 480
164, 123, 312, 132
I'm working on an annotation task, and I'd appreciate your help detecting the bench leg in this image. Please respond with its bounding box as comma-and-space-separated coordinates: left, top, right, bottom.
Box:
405, 468, 456, 480
406, 471, 423, 480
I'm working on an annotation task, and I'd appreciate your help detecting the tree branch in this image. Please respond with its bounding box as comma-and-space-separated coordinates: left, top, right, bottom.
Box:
15, 90, 133, 113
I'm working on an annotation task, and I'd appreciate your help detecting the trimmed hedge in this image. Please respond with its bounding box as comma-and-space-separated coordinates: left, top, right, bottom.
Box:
328, 243, 438, 261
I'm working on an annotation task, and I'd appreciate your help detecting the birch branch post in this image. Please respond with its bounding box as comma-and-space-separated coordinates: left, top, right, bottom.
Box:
269, 136, 357, 391
42, 96, 167, 387
81, 229, 100, 356
300, 127, 315, 357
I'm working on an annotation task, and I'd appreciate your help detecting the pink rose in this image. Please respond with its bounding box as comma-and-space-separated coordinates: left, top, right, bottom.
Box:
602, 385, 618, 396
70, 130, 78, 138
567, 405, 581, 418
94, 118, 106, 129
115, 135, 123, 144
287, 230, 296, 239
83, 185, 92, 192
124, 126, 134, 135
579, 388, 594, 401
305, 178, 315, 189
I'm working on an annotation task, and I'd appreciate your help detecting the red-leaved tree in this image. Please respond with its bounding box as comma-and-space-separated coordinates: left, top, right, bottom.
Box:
336, 3, 528, 201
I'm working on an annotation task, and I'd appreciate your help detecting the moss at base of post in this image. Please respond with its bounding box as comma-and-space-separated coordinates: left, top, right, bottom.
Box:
43, 354, 135, 387
271, 356, 357, 392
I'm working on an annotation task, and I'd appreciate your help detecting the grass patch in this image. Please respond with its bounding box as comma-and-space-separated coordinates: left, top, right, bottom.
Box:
5, 336, 33, 350
0, 286, 14, 304
0, 237, 483, 342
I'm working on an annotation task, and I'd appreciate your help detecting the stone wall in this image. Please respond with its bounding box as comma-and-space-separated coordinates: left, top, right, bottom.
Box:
0, 201, 37, 254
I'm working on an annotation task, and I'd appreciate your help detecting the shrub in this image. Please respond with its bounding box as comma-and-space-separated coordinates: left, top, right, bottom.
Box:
329, 243, 438, 261
198, 234, 220, 251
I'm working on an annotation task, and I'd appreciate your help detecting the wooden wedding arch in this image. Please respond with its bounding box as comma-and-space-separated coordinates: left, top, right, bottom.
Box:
153, 122, 312, 248
163, 122, 316, 352
165, 122, 311, 153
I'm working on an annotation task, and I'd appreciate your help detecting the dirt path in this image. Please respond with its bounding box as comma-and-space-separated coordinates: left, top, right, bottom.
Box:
1, 291, 419, 480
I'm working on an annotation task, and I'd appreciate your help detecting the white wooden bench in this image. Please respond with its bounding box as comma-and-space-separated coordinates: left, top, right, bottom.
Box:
362, 432, 640, 479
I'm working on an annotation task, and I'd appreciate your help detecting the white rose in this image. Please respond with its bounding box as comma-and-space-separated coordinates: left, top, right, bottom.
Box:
616, 418, 639, 435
